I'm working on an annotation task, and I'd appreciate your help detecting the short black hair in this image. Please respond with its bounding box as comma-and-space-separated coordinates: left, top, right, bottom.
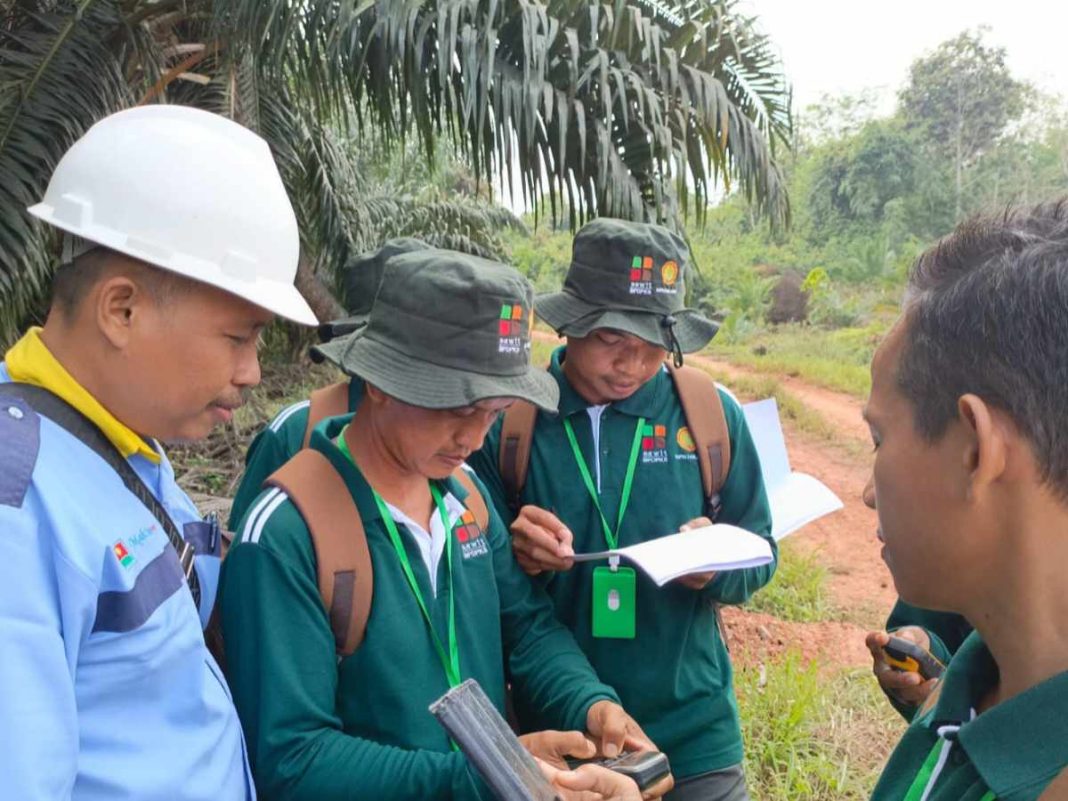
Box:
50, 247, 111, 316
50, 247, 192, 317
898, 200, 1068, 499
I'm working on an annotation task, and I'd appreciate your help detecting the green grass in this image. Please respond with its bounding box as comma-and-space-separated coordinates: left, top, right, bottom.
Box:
694, 363, 869, 459
738, 652, 903, 800
706, 323, 892, 399
696, 366, 843, 443
747, 542, 832, 623
176, 455, 230, 495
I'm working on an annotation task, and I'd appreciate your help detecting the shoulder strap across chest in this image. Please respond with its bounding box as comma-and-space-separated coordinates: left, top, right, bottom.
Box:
498, 363, 732, 519
301, 381, 351, 448
266, 452, 489, 657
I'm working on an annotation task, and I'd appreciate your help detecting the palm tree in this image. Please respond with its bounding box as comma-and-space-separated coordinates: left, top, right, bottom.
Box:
329, 133, 530, 298
0, 0, 791, 343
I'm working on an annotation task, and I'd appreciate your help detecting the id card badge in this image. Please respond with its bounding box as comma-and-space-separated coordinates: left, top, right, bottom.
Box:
592, 566, 636, 639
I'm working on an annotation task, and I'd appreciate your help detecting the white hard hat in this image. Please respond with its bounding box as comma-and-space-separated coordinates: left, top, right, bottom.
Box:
28, 105, 317, 325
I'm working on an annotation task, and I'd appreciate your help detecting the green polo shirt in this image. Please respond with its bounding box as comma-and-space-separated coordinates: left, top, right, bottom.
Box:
228, 379, 364, 528
219, 415, 618, 801
872, 631, 1068, 801
884, 600, 976, 720
468, 347, 777, 780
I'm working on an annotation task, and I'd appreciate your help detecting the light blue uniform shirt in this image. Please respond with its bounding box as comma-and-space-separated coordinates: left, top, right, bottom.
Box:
0, 365, 254, 801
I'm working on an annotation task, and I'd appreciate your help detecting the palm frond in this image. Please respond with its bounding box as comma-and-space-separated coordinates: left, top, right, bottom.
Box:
0, 1, 136, 342
342, 1, 791, 232
0, 0, 792, 344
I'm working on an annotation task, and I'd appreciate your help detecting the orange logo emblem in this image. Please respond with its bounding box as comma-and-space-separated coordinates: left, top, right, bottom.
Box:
676, 426, 696, 452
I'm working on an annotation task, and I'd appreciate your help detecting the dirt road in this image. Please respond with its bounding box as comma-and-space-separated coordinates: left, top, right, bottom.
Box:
690, 353, 873, 444
723, 413, 894, 671
703, 357, 895, 671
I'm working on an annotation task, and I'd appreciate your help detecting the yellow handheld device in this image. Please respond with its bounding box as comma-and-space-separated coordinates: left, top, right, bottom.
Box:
882, 636, 945, 680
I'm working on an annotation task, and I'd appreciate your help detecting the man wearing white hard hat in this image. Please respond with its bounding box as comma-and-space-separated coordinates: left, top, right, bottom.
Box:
0, 105, 315, 801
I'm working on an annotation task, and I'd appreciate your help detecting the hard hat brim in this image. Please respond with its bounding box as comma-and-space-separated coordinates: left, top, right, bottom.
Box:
28, 202, 318, 326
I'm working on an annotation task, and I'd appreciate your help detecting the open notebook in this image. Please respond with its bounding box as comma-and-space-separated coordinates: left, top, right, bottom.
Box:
568, 396, 841, 584
571, 524, 774, 586
742, 397, 844, 540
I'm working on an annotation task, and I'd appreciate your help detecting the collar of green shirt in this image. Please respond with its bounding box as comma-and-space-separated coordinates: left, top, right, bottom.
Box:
549, 345, 670, 419
923, 631, 1068, 797
307, 414, 479, 517
346, 377, 365, 410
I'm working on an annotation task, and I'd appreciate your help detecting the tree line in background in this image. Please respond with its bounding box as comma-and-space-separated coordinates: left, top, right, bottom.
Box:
688, 27, 1068, 340
6, 5, 1051, 358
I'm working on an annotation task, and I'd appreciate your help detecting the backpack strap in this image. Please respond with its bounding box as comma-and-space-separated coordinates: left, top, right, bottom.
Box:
453, 467, 490, 531
264, 454, 490, 659
4, 382, 202, 606
667, 363, 731, 521
301, 381, 351, 448
666, 364, 736, 651
266, 449, 374, 658
498, 401, 538, 512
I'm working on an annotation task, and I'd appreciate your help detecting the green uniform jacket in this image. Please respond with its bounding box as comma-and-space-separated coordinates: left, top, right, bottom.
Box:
871, 631, 1068, 801
467, 348, 777, 780
884, 600, 976, 720
228, 379, 364, 529
219, 415, 619, 801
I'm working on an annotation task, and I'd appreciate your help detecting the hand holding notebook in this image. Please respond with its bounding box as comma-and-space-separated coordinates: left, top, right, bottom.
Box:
570, 524, 773, 587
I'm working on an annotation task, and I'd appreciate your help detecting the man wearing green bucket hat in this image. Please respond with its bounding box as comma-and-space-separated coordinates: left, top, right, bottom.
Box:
469, 218, 777, 801
227, 238, 429, 529
534, 220, 719, 363
218, 248, 670, 801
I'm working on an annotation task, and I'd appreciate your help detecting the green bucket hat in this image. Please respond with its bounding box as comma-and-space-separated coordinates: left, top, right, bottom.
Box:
314, 237, 431, 344
535, 218, 718, 363
311, 237, 431, 364
321, 249, 559, 411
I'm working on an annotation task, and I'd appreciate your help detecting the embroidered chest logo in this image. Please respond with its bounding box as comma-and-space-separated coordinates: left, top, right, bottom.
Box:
675, 426, 698, 461
454, 510, 489, 560
498, 303, 527, 354
127, 523, 158, 548
111, 524, 159, 570
641, 423, 670, 464
112, 540, 136, 569
628, 256, 680, 297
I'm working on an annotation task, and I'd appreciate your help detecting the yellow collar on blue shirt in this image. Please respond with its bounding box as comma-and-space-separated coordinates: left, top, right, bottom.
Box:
5, 327, 160, 463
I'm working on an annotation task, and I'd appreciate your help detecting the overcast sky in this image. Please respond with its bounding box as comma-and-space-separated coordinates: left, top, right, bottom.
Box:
741, 0, 1068, 114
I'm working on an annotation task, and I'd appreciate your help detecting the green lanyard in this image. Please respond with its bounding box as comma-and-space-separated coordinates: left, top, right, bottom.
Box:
901, 737, 995, 801
561, 415, 645, 550
337, 427, 462, 690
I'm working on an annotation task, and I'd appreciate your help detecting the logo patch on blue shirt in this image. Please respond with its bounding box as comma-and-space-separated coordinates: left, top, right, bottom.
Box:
127, 523, 158, 548
112, 524, 160, 568
112, 540, 136, 568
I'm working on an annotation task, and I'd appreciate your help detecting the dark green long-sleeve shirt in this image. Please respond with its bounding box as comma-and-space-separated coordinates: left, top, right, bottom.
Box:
871, 631, 1068, 801
220, 415, 618, 801
228, 379, 364, 529
468, 348, 777, 780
